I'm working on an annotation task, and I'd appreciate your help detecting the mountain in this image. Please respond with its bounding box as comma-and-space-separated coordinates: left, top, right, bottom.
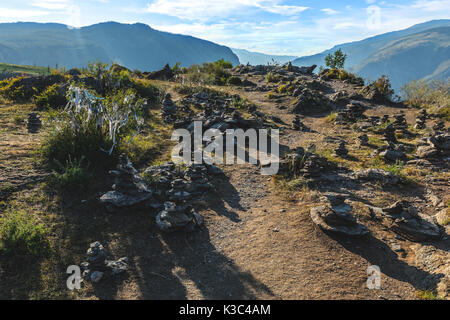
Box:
0, 22, 240, 71
292, 19, 450, 92
231, 48, 297, 66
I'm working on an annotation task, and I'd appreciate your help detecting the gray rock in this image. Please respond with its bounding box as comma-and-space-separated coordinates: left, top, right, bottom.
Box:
368, 201, 442, 242
380, 149, 406, 162
100, 155, 153, 209
90, 271, 104, 283
156, 202, 203, 233
105, 257, 128, 275
310, 204, 369, 237
353, 168, 399, 185
416, 145, 440, 159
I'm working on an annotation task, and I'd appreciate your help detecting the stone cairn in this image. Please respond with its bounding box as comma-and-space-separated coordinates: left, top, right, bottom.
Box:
369, 116, 381, 127
80, 241, 129, 283
333, 141, 348, 157
392, 113, 408, 133
292, 115, 310, 132
100, 155, 154, 212
336, 101, 366, 124
433, 120, 445, 132
144, 162, 222, 233
310, 193, 369, 237
384, 123, 397, 143
414, 109, 427, 130
358, 133, 369, 146
161, 93, 177, 124
27, 112, 42, 133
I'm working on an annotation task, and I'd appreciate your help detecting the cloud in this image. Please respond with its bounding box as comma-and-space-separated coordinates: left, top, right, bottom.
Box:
31, 0, 71, 10
146, 0, 308, 21
0, 8, 49, 18
321, 8, 339, 15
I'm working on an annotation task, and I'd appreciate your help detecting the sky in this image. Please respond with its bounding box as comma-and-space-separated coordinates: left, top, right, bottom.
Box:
0, 0, 449, 56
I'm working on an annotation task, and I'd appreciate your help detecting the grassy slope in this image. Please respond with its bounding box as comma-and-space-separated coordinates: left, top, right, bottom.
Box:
0, 62, 51, 76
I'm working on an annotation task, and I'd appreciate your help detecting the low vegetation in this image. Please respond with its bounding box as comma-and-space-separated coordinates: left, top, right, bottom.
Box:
0, 210, 49, 256
401, 79, 450, 120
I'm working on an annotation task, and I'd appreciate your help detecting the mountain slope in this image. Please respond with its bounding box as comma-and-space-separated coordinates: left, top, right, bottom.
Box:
232, 48, 297, 65
355, 27, 450, 91
0, 22, 240, 71
292, 19, 450, 92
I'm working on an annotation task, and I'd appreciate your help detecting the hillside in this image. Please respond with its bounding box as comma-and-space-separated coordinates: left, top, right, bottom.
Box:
232, 48, 298, 65
0, 61, 448, 300
0, 62, 50, 79
292, 20, 450, 92
355, 27, 450, 92
0, 22, 240, 71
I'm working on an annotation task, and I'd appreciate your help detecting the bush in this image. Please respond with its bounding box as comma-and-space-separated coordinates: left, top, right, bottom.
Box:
34, 84, 67, 110
278, 83, 293, 94
0, 210, 49, 256
372, 75, 394, 100
181, 59, 233, 85
0, 77, 37, 102
38, 87, 143, 170
265, 72, 279, 83
39, 125, 117, 170
324, 69, 363, 84
131, 78, 162, 104
52, 156, 91, 188
227, 76, 242, 86
325, 49, 347, 69
401, 80, 449, 118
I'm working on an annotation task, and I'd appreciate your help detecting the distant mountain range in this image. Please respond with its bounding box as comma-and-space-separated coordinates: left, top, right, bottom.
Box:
292, 19, 450, 93
231, 48, 298, 66
0, 22, 239, 71
0, 20, 448, 94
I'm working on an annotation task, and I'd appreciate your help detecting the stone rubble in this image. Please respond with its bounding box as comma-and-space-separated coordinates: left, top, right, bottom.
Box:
80, 241, 129, 284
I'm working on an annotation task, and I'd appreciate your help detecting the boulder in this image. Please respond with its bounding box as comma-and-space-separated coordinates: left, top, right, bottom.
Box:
368, 201, 442, 242
353, 168, 399, 185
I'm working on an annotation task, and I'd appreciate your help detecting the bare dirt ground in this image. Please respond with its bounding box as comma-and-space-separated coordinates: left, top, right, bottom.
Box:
0, 75, 448, 300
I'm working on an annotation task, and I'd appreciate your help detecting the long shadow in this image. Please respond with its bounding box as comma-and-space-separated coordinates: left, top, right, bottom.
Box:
156, 227, 275, 299
327, 232, 445, 292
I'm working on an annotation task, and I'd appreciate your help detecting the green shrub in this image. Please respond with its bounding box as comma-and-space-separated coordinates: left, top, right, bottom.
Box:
39, 125, 117, 170
131, 78, 163, 104
401, 80, 449, 117
39, 87, 144, 170
181, 59, 233, 85
325, 49, 347, 69
324, 69, 363, 84
0, 210, 49, 256
278, 83, 293, 94
52, 156, 91, 188
34, 84, 67, 110
372, 75, 394, 100
227, 76, 242, 86
265, 71, 279, 83
0, 77, 37, 102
